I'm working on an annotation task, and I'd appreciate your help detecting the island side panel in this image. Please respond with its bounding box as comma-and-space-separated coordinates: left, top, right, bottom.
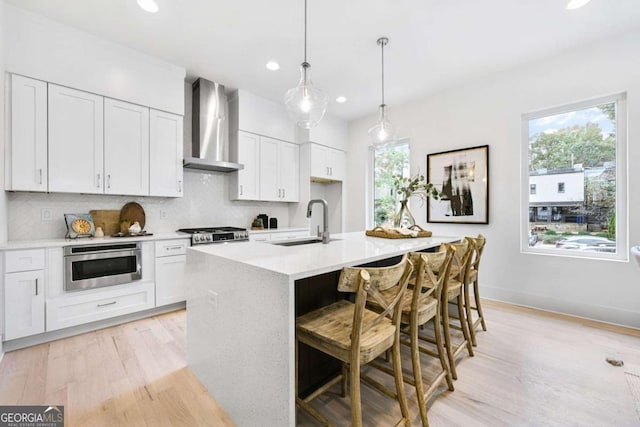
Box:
186, 249, 295, 427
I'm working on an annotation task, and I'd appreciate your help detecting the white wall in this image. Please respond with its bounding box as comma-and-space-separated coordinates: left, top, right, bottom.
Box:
346, 29, 640, 328
4, 5, 185, 115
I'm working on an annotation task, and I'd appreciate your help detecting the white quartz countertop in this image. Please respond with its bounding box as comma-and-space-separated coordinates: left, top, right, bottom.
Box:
248, 227, 309, 235
189, 231, 460, 280
0, 232, 191, 250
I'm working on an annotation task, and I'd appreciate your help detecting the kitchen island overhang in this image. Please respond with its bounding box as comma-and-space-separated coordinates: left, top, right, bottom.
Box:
185, 232, 460, 427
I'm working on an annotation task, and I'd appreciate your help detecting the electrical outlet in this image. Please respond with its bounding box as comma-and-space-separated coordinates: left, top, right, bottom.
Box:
208, 290, 218, 308
41, 209, 53, 222
160, 210, 168, 220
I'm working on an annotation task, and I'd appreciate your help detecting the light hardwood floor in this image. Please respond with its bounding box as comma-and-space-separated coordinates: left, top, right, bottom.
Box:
1, 302, 640, 426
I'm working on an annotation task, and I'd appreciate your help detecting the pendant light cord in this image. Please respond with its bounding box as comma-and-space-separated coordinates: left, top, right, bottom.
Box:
381, 39, 385, 106
304, 0, 308, 63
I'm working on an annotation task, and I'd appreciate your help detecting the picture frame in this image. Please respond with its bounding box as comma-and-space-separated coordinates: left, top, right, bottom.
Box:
427, 145, 489, 224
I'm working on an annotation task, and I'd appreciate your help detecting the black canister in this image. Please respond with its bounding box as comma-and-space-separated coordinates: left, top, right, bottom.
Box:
269, 217, 278, 229
258, 214, 269, 229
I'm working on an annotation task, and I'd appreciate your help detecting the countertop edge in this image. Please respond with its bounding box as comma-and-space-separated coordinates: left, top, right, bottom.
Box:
0, 233, 191, 250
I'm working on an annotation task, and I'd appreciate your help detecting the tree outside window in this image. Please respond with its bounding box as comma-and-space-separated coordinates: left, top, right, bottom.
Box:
373, 142, 409, 226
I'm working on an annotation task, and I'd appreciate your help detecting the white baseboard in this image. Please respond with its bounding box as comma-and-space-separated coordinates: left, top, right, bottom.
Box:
481, 285, 640, 330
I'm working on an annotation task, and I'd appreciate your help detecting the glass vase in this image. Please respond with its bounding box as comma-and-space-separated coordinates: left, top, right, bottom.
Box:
392, 199, 416, 228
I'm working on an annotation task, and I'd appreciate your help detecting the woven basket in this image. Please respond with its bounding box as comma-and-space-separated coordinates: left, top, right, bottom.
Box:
365, 225, 433, 239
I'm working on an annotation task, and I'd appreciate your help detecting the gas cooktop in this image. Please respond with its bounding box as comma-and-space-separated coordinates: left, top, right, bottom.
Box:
177, 226, 249, 245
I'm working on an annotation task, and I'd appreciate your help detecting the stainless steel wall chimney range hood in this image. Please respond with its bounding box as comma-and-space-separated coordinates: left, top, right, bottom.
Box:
183, 78, 243, 173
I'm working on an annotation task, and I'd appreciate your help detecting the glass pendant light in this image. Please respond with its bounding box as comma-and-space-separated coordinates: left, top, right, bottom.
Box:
369, 37, 397, 145
284, 0, 328, 129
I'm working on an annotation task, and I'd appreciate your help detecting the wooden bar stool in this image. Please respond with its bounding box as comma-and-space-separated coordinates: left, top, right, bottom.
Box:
439, 240, 474, 380
368, 248, 456, 427
465, 234, 487, 346
295, 254, 413, 427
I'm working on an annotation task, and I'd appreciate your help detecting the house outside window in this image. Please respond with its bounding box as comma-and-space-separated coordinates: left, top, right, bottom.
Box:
522, 93, 627, 260
372, 140, 410, 227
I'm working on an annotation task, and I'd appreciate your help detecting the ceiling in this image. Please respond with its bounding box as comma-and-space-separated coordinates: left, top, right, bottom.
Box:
6, 0, 640, 121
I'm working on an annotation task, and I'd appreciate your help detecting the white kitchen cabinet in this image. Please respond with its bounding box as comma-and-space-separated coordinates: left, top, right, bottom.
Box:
230, 131, 261, 200
104, 98, 150, 196
309, 143, 346, 182
259, 137, 299, 202
48, 84, 104, 194
150, 109, 184, 197
155, 239, 188, 306
46, 281, 155, 331
229, 90, 295, 143
4, 249, 46, 341
7, 74, 48, 192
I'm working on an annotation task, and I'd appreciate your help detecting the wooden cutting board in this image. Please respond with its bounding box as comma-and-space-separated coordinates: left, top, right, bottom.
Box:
120, 202, 146, 230
89, 210, 121, 235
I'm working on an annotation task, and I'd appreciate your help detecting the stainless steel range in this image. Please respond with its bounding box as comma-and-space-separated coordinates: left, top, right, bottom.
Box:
177, 226, 249, 246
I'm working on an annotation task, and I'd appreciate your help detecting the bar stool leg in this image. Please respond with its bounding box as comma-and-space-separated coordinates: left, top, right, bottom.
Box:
411, 312, 429, 427
464, 280, 478, 347
392, 327, 411, 426
434, 306, 454, 392
457, 293, 474, 357
474, 279, 487, 331
350, 358, 363, 427
341, 362, 348, 398
442, 298, 457, 380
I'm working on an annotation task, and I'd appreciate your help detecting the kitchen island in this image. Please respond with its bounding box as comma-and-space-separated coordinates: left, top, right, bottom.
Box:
185, 231, 459, 426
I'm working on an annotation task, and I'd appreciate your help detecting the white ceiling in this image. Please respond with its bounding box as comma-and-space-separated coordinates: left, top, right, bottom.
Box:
6, 0, 640, 121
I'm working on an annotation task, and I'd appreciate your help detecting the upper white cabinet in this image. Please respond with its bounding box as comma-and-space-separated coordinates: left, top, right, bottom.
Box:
150, 109, 183, 197
230, 131, 261, 200
259, 137, 299, 202
48, 84, 104, 194
309, 143, 346, 182
7, 75, 48, 192
229, 90, 295, 143
104, 98, 150, 196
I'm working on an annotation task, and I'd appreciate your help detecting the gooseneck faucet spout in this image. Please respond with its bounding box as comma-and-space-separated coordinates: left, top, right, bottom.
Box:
306, 199, 330, 244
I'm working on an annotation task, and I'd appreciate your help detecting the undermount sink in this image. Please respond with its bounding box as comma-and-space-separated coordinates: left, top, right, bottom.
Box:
631, 246, 640, 267
271, 237, 341, 247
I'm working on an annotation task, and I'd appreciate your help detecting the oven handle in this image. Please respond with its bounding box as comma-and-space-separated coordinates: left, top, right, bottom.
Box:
65, 249, 141, 262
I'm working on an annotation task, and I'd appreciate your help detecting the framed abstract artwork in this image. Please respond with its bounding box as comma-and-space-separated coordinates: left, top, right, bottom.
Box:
427, 145, 489, 224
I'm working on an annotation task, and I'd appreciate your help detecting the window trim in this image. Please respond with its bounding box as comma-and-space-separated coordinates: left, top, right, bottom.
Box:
520, 93, 628, 261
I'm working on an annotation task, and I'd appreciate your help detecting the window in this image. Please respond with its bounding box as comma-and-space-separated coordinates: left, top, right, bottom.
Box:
557, 182, 565, 193
522, 93, 627, 259
372, 140, 410, 227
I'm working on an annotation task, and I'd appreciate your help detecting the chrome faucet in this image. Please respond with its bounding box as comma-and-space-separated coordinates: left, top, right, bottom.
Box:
307, 199, 330, 244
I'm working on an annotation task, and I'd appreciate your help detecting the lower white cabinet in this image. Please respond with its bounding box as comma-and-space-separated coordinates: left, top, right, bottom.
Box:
155, 240, 188, 306
249, 229, 310, 242
4, 270, 45, 340
46, 281, 155, 331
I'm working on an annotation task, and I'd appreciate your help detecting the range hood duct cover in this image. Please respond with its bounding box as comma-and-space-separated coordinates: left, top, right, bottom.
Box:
184, 78, 243, 173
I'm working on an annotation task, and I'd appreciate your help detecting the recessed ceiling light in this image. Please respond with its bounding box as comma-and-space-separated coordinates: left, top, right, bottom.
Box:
336, 96, 347, 103
137, 0, 159, 13
266, 61, 280, 71
566, 0, 591, 10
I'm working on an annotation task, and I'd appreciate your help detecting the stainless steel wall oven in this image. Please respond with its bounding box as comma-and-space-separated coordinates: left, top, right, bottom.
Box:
64, 242, 142, 292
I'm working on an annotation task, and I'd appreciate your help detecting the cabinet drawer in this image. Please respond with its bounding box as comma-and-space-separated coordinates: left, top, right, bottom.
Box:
155, 240, 189, 257
249, 233, 271, 242
46, 281, 155, 331
4, 249, 45, 273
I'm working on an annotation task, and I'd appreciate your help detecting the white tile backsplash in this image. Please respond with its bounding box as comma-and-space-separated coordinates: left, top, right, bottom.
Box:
7, 170, 292, 240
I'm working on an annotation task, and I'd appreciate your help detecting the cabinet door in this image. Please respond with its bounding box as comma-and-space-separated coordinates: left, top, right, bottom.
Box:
310, 144, 328, 179
150, 110, 183, 197
155, 255, 187, 306
9, 75, 48, 192
233, 131, 260, 200
327, 148, 346, 182
48, 84, 104, 194
4, 270, 45, 340
279, 141, 299, 202
259, 137, 280, 201
104, 98, 150, 196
